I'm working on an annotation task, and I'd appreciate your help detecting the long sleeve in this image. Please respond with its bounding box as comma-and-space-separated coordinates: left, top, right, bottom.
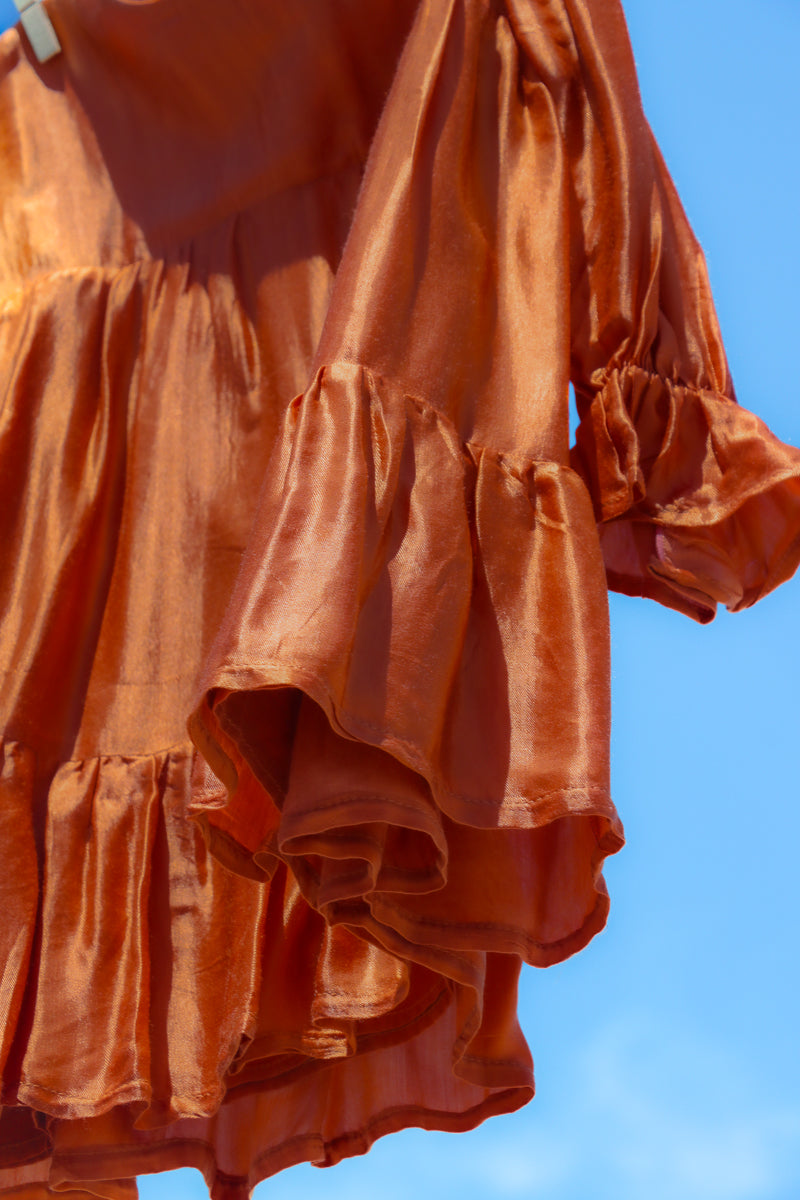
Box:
551, 0, 800, 620
187, 0, 630, 1127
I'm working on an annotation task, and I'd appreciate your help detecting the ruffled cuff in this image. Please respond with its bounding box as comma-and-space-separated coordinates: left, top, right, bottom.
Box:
189, 361, 623, 968
571, 363, 800, 621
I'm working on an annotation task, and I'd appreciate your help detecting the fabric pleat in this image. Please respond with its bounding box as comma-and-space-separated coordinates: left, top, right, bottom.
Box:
1, 745, 266, 1124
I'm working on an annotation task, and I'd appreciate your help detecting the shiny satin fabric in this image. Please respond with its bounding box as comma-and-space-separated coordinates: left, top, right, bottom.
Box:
2, 0, 800, 1196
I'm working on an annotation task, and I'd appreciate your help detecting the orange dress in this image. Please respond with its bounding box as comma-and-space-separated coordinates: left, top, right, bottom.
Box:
1, 0, 799, 1196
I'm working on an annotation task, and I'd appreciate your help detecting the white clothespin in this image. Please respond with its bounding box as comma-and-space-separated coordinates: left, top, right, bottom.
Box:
14, 0, 62, 63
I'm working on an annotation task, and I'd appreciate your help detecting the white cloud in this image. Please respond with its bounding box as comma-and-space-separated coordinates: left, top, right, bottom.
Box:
574, 1013, 800, 1200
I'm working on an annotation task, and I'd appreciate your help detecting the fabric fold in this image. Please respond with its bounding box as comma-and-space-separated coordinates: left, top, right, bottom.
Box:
0, 742, 38, 1088
571, 364, 800, 621
0, 742, 535, 1195
1, 743, 266, 1127
32, 971, 532, 1198
3, 0, 799, 1193
189, 361, 624, 972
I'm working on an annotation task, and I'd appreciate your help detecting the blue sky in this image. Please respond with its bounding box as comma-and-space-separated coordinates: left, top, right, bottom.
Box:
2, 1, 798, 1197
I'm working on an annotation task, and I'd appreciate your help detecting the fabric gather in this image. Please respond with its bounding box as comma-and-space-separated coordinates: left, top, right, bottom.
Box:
190, 362, 622, 877
572, 363, 800, 620
0, 736, 534, 1195
0, 356, 625, 1195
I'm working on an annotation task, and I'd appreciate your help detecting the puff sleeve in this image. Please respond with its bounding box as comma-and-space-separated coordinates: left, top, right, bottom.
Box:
553, 0, 800, 621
